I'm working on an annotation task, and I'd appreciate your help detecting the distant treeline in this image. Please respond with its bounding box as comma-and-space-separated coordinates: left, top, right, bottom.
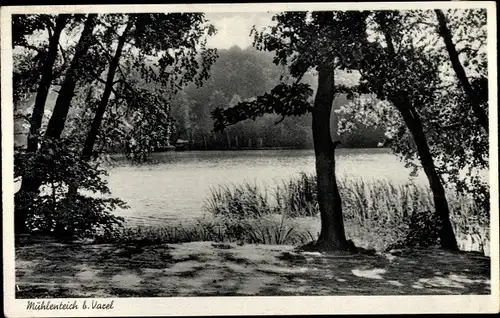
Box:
167, 46, 385, 150
176, 116, 386, 150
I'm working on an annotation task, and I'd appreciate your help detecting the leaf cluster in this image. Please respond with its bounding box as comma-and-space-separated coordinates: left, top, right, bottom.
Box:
211, 82, 313, 132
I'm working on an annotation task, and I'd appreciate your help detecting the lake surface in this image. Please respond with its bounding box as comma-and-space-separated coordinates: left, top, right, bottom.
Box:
107, 148, 429, 226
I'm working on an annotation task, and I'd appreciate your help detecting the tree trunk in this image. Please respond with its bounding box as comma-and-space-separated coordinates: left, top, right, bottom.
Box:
311, 66, 348, 251
435, 9, 488, 133
15, 15, 69, 234
27, 14, 69, 153
44, 14, 97, 140
14, 193, 28, 235
81, 21, 132, 161
380, 20, 459, 250
393, 99, 459, 250
22, 14, 97, 201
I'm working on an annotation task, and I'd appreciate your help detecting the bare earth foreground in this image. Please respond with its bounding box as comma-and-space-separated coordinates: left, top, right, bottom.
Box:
15, 241, 490, 297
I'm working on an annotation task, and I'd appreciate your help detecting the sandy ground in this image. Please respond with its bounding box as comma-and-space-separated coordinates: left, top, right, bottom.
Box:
15, 241, 490, 298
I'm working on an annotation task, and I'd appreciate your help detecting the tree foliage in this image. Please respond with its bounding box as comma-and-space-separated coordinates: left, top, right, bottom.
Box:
15, 139, 127, 238
336, 9, 489, 216
79, 13, 218, 162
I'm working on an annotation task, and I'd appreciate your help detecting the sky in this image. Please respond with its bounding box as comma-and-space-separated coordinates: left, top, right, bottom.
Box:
203, 12, 275, 50
15, 10, 486, 85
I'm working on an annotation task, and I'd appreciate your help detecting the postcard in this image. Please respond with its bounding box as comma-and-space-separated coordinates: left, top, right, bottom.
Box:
2, 2, 498, 316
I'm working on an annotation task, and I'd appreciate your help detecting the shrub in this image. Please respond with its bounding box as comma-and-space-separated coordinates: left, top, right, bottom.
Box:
386, 210, 441, 250
14, 138, 128, 239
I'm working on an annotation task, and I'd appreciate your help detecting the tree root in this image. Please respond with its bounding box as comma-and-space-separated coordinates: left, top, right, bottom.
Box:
298, 239, 377, 256
298, 239, 358, 254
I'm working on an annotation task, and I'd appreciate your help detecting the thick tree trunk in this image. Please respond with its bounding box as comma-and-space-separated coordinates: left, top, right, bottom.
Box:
380, 20, 459, 250
311, 66, 348, 251
44, 14, 97, 140
81, 21, 132, 161
435, 9, 488, 133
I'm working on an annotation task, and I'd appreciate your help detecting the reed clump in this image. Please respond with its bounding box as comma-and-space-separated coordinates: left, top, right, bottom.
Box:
201, 173, 489, 252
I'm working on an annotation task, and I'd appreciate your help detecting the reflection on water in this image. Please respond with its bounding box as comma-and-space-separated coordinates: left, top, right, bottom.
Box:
107, 149, 428, 225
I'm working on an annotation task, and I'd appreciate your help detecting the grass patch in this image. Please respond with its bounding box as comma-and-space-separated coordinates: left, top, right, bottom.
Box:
105, 214, 316, 246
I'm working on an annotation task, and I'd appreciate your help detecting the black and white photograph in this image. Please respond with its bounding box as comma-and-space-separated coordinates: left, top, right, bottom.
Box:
1, 2, 498, 316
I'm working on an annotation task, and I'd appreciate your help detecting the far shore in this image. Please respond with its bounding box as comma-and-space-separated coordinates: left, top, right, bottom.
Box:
105, 146, 390, 158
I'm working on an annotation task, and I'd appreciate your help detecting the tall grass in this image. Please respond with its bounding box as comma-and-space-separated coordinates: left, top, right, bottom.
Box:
272, 173, 486, 223
275, 173, 318, 217
202, 173, 489, 252
205, 182, 274, 218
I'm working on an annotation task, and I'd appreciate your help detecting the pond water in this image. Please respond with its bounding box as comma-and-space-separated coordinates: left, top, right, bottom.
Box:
107, 148, 429, 226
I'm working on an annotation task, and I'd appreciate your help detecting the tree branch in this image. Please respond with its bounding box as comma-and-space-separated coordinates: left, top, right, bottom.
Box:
87, 68, 121, 96
294, 71, 306, 84
58, 43, 67, 67
25, 44, 43, 53
405, 20, 439, 32
435, 82, 457, 90
457, 46, 478, 56
14, 113, 31, 122
439, 122, 475, 130
116, 64, 137, 93
274, 115, 286, 125
47, 24, 54, 39
94, 39, 115, 63
435, 8, 489, 133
